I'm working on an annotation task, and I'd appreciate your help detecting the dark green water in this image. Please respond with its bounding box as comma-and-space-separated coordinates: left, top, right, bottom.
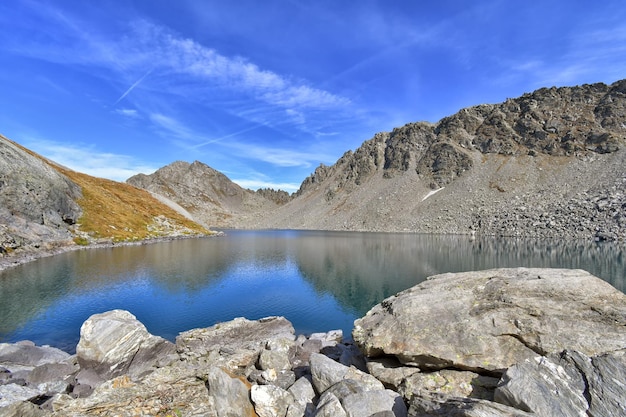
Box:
0, 230, 624, 353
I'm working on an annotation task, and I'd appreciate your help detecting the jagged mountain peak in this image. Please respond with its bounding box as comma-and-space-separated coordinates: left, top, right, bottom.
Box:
295, 79, 625, 198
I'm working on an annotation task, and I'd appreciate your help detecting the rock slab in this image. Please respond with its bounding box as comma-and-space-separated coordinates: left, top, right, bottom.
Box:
353, 268, 626, 373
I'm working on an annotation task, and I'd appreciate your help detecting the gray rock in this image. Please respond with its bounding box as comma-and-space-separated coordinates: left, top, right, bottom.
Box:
408, 393, 535, 417
272, 370, 297, 390
340, 389, 407, 417
313, 379, 407, 417
70, 367, 104, 397
76, 309, 176, 381
259, 347, 292, 371
294, 338, 323, 369
287, 400, 315, 417
0, 135, 82, 253
494, 349, 626, 417
323, 378, 369, 399
314, 391, 348, 417
0, 384, 42, 408
310, 352, 383, 394
309, 330, 343, 348
26, 361, 77, 388
366, 357, 420, 390
0, 400, 49, 417
288, 375, 316, 408
176, 316, 295, 375
251, 384, 295, 417
400, 369, 498, 402
49, 361, 215, 416
0, 342, 76, 409
0, 341, 70, 369
207, 366, 255, 417
254, 368, 296, 390
353, 268, 626, 373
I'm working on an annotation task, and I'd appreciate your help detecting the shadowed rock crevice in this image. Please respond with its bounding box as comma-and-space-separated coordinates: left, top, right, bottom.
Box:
497, 333, 547, 358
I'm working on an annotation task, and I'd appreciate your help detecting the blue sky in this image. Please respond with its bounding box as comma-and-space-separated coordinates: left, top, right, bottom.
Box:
1, 1, 624, 193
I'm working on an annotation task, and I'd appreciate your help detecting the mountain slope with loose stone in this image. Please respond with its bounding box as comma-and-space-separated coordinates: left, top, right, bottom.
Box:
245, 79, 626, 240
127, 160, 287, 228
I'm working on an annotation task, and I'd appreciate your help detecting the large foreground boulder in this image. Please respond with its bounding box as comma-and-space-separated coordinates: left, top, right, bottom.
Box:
353, 268, 626, 373
76, 310, 176, 381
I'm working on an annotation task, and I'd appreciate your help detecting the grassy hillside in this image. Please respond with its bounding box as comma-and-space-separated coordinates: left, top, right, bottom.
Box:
58, 167, 210, 243
5, 136, 210, 243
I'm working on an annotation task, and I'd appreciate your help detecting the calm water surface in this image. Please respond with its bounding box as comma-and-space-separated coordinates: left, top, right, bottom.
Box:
1, 230, 624, 352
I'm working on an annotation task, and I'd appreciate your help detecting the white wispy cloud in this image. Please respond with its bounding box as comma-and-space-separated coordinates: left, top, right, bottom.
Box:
149, 113, 196, 139
24, 138, 157, 182
115, 108, 140, 118
4, 4, 353, 137
225, 141, 334, 168
22, 11, 349, 111
139, 22, 351, 112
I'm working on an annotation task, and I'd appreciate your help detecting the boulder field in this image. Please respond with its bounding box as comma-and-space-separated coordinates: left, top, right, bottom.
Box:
0, 268, 624, 416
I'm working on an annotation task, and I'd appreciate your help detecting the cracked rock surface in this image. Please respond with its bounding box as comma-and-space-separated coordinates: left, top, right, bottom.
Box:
495, 350, 626, 417
353, 268, 626, 373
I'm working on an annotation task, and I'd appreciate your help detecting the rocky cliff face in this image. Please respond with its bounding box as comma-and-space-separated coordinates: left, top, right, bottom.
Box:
248, 80, 626, 240
127, 160, 284, 228
0, 136, 82, 253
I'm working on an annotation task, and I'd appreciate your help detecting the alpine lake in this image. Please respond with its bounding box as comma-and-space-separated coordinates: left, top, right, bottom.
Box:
1, 230, 624, 353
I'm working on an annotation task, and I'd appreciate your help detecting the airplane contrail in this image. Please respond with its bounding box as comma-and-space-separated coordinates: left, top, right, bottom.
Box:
114, 68, 153, 105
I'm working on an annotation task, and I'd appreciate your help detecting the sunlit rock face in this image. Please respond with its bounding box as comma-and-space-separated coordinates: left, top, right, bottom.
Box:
0, 135, 82, 252
353, 268, 626, 372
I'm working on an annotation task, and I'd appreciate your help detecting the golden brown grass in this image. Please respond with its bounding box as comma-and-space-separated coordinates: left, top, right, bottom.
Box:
58, 167, 209, 242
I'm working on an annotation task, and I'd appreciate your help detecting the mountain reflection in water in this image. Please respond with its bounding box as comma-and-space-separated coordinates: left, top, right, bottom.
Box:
0, 230, 623, 352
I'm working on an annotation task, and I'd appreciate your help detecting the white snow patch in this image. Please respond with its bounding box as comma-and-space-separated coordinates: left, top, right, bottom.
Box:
421, 187, 444, 201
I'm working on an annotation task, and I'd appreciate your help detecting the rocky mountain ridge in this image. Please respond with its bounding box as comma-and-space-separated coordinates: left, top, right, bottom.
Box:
243, 79, 626, 240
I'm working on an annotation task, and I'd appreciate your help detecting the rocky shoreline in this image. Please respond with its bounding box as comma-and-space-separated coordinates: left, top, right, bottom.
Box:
0, 232, 223, 273
1, 267, 624, 416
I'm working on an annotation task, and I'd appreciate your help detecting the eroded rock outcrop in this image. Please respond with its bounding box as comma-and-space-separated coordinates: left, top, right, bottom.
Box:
0, 342, 74, 409
494, 350, 626, 417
